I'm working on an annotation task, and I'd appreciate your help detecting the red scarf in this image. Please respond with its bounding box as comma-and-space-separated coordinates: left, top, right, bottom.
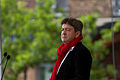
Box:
49, 36, 83, 80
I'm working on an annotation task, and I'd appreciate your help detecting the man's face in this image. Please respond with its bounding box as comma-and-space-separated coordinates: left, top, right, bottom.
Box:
61, 24, 78, 44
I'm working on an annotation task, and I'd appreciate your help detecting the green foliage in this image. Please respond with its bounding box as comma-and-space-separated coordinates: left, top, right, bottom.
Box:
114, 22, 120, 32
79, 14, 120, 80
106, 64, 117, 75
80, 13, 98, 37
1, 0, 63, 79
100, 21, 120, 42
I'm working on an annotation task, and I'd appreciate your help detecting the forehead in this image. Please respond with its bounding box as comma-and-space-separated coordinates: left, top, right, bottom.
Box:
62, 24, 74, 29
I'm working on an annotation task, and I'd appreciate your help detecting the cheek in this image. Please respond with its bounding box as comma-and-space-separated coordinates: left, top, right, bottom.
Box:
69, 33, 76, 38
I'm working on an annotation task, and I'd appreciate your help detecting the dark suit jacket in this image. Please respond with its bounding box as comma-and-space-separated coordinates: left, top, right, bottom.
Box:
55, 42, 92, 80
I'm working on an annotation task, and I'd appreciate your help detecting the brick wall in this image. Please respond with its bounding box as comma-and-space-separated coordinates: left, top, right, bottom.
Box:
24, 0, 112, 18
24, 0, 35, 9
68, 0, 112, 18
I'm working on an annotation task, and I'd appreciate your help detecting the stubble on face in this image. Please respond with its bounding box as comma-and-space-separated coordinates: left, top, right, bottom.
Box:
61, 24, 76, 44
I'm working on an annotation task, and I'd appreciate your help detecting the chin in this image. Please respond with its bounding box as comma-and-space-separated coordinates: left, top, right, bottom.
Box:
63, 41, 68, 44
62, 39, 68, 43
62, 40, 67, 43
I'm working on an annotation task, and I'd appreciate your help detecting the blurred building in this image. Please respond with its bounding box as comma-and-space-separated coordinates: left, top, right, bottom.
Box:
17, 0, 120, 80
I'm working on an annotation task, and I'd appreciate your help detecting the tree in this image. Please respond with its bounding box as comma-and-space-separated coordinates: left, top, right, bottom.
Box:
80, 13, 120, 80
1, 0, 63, 79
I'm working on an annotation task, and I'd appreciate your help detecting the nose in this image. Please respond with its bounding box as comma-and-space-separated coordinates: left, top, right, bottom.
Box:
62, 29, 67, 35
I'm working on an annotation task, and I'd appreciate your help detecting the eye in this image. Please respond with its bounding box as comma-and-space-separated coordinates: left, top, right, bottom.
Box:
66, 28, 70, 31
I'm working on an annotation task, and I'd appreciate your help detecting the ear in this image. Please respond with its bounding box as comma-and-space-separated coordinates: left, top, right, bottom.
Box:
75, 31, 80, 38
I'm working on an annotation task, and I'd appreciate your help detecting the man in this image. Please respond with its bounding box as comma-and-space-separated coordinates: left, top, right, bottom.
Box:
50, 17, 92, 80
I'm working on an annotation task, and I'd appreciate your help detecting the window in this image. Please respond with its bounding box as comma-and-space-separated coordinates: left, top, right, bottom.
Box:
37, 63, 54, 80
112, 0, 120, 16
55, 0, 69, 17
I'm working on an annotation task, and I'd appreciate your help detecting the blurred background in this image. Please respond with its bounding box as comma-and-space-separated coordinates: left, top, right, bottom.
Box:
0, 0, 120, 80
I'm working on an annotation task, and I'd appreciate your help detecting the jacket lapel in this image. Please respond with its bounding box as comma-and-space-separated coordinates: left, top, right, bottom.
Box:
57, 46, 75, 74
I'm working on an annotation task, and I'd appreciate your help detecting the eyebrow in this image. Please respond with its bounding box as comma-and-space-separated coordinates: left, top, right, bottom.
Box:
62, 27, 72, 29
61, 28, 72, 31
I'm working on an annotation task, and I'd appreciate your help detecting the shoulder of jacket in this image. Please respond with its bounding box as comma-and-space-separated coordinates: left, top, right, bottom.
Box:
73, 42, 91, 55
